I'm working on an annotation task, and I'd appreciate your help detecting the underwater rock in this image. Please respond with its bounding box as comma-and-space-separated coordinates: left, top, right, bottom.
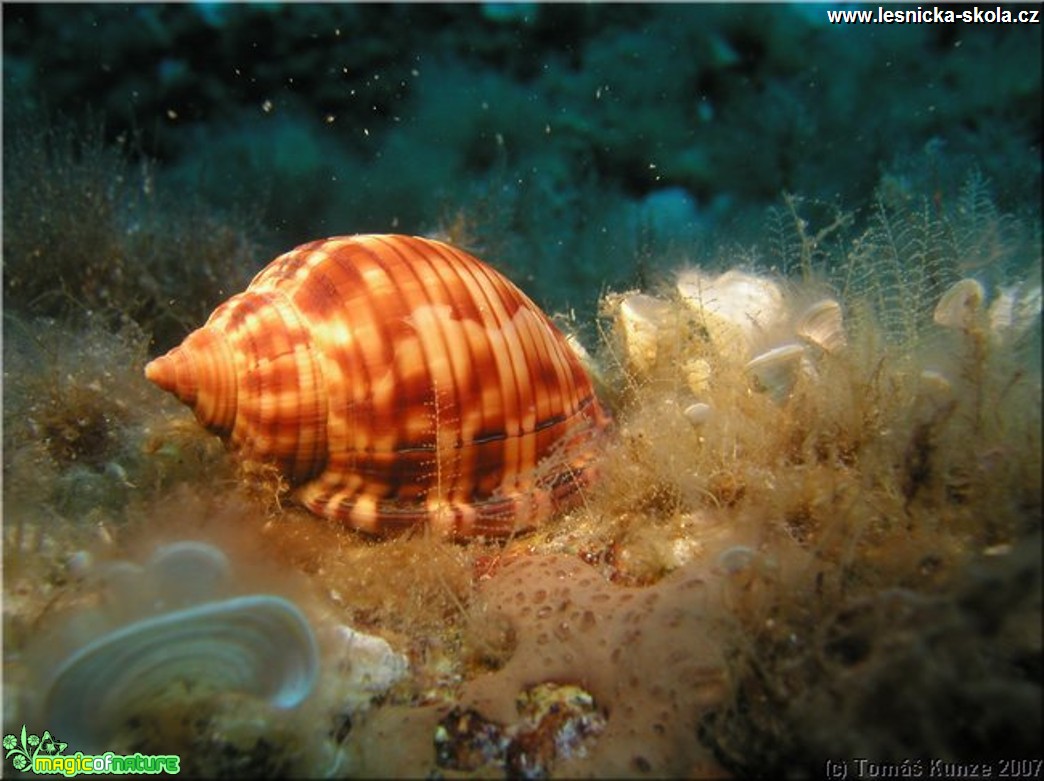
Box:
434, 707, 511, 772
637, 186, 703, 243
432, 682, 606, 776
323, 623, 409, 711
508, 682, 607, 776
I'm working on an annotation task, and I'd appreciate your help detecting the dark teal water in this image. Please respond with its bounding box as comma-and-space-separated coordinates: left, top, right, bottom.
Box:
3, 2, 1041, 321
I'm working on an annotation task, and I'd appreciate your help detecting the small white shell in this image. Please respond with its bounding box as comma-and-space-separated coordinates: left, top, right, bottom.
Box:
683, 402, 713, 426
614, 293, 673, 375
744, 343, 806, 400
42, 595, 319, 751
676, 269, 786, 360
934, 278, 985, 330
795, 299, 846, 353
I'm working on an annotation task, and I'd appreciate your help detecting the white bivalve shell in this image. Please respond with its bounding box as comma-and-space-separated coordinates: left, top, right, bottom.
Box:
795, 299, 846, 354
744, 343, 807, 400
934, 278, 985, 330
683, 402, 714, 426
145, 235, 611, 538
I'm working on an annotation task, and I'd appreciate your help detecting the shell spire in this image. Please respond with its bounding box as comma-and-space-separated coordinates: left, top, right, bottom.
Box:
146, 327, 239, 435
144, 234, 610, 538
144, 353, 180, 394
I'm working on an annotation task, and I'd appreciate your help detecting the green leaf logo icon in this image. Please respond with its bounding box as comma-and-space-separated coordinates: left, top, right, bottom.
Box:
4, 724, 68, 772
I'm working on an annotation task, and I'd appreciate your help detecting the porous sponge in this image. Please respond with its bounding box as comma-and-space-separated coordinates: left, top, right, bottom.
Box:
461, 553, 731, 777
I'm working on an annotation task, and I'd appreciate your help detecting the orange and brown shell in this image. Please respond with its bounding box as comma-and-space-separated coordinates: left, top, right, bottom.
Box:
145, 234, 610, 538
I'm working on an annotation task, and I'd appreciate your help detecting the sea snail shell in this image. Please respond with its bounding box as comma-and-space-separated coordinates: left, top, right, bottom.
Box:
145, 234, 610, 538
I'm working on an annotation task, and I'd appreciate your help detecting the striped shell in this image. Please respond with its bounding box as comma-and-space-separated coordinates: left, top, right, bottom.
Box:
145, 234, 610, 538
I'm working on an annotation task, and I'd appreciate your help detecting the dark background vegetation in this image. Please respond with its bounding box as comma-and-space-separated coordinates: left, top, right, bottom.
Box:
4, 2, 1040, 335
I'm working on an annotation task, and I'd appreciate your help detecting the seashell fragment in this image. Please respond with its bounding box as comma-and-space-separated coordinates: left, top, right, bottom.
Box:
613, 293, 673, 376
744, 343, 806, 400
42, 594, 319, 751
683, 402, 713, 426
676, 269, 786, 361
145, 235, 611, 538
933, 278, 985, 330
795, 298, 846, 353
